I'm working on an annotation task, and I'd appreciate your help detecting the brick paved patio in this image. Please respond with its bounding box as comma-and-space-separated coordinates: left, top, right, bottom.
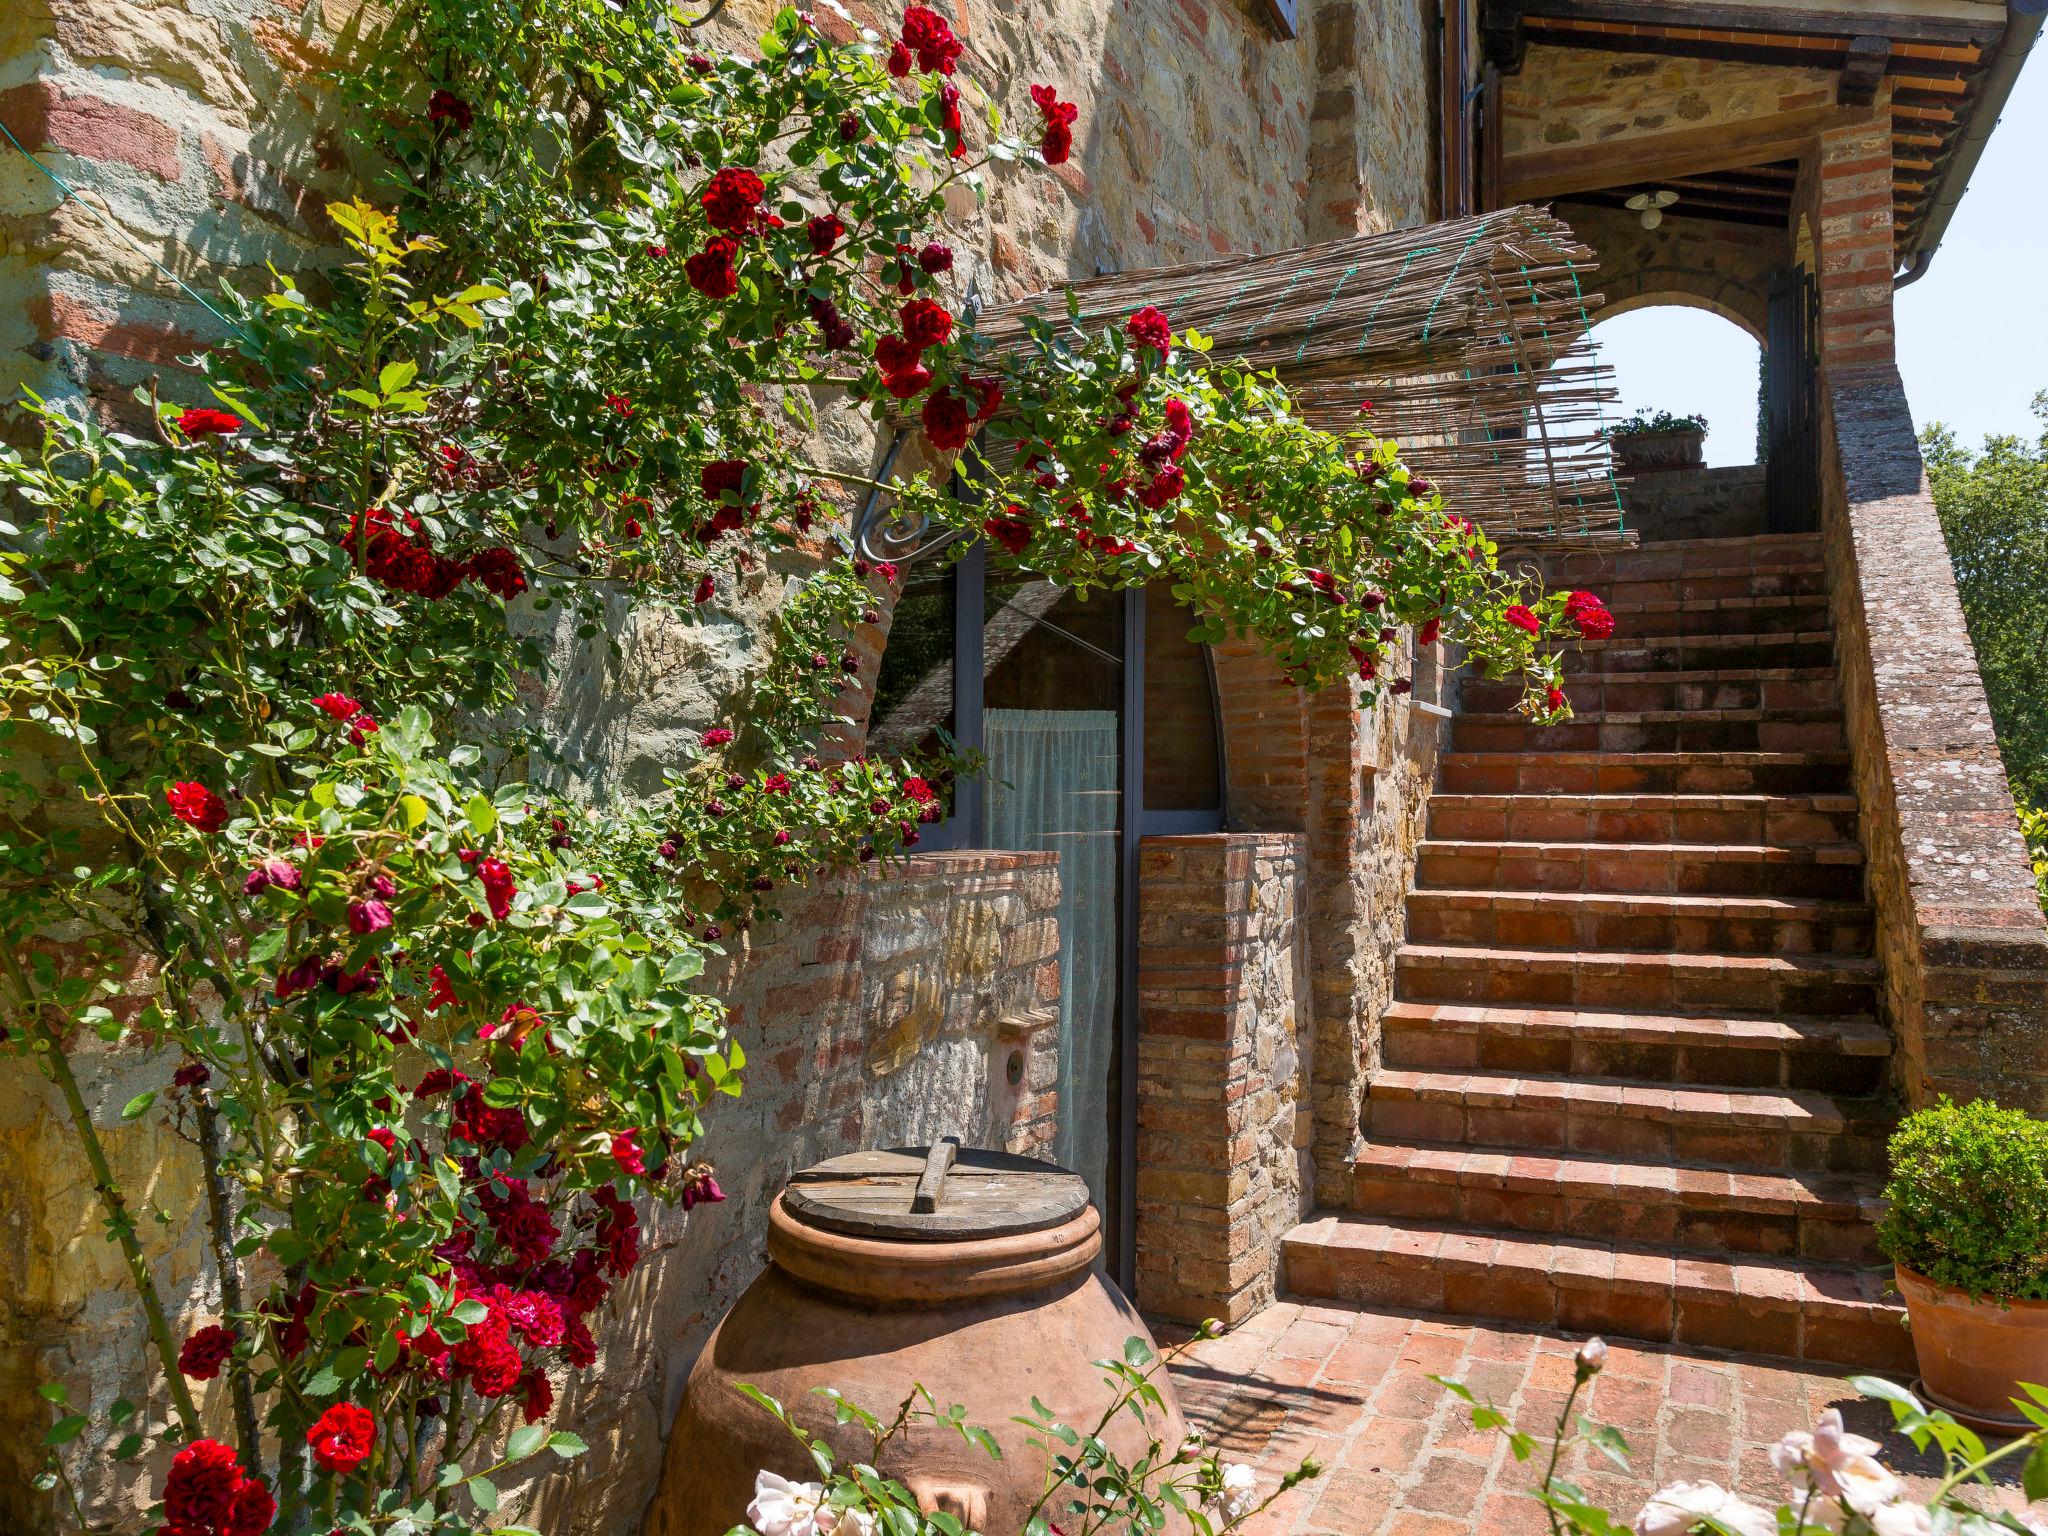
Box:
1167, 1302, 2030, 1536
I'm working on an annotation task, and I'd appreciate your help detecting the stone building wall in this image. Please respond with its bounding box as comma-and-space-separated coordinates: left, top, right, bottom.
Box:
1502, 45, 1835, 160
1566, 202, 1783, 342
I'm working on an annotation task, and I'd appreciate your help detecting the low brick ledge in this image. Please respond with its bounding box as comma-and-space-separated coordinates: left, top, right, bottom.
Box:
1820, 363, 2048, 1110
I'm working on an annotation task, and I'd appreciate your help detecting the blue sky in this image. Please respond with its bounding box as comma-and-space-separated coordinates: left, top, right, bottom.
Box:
1591, 45, 2047, 465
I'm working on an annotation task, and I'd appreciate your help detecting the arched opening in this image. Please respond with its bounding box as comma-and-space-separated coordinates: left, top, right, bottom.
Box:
1590, 302, 1767, 469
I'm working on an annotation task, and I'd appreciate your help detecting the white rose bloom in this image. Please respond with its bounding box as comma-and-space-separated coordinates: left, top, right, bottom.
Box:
1634, 1482, 1778, 1536
748, 1471, 829, 1536
1811, 1409, 1903, 1515
823, 1507, 874, 1536
1212, 1462, 1258, 1523
1870, 1503, 1934, 1536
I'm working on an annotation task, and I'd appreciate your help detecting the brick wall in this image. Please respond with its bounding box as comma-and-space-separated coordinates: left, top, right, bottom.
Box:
1134, 832, 1310, 1325
1623, 464, 1770, 544
1798, 100, 1897, 370
1818, 364, 2048, 1113
1567, 202, 1781, 342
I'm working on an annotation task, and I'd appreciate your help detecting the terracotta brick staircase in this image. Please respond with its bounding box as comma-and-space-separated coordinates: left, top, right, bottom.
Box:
1284, 532, 1914, 1371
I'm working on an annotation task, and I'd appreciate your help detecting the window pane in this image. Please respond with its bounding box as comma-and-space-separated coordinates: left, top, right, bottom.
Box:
868, 562, 955, 764
1143, 582, 1223, 812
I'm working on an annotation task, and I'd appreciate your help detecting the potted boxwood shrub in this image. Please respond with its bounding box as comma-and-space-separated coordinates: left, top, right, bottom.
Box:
1605, 408, 1708, 476
1878, 1096, 2048, 1430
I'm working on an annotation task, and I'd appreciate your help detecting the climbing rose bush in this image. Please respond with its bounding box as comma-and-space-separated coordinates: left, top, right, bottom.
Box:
4, 2, 1596, 1532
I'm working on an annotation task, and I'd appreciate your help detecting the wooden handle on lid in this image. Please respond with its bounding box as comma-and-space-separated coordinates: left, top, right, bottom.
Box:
911, 1137, 960, 1213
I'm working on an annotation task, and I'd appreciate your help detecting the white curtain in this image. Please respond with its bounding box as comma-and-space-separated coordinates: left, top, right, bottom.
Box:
985, 709, 1121, 1222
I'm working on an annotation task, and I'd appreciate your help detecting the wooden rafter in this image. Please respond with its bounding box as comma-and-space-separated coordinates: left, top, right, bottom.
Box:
1513, 0, 1999, 46
1502, 102, 1878, 202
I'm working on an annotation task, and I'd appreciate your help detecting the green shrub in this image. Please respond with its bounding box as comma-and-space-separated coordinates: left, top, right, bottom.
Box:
1878, 1097, 2048, 1301
2020, 796, 2048, 912
1607, 408, 1708, 437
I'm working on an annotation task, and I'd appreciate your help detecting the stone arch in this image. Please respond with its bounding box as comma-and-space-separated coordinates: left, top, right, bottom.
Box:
1592, 289, 1766, 346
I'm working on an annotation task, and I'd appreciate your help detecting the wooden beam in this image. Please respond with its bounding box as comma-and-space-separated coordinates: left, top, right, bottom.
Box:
1252, 0, 1298, 39
1480, 0, 1527, 71
1839, 35, 1889, 107
1515, 0, 2000, 46
1502, 103, 1875, 202
1554, 193, 1790, 229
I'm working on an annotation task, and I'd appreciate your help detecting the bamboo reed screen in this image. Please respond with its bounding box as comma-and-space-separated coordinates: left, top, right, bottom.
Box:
972, 206, 1631, 545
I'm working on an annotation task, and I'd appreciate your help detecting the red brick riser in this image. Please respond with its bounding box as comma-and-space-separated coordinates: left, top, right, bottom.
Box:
1284, 532, 1912, 1372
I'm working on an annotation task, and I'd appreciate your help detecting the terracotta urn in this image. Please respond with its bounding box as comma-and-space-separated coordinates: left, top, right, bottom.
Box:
1896, 1265, 2048, 1432
643, 1147, 1189, 1536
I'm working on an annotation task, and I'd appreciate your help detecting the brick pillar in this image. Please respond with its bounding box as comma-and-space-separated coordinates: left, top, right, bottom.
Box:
1812, 102, 1896, 370
1134, 833, 1311, 1326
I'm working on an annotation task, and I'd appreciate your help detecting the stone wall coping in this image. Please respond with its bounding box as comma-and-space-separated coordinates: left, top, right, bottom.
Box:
889, 849, 1060, 879
1137, 832, 1308, 850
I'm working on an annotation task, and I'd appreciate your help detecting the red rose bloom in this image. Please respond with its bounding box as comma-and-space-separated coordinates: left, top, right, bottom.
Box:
471, 546, 528, 600
178, 1324, 238, 1381
918, 242, 954, 273
611, 1129, 647, 1176
901, 777, 936, 804
1136, 465, 1185, 509
1417, 617, 1441, 647
427, 89, 473, 130
305, 1402, 375, 1476
163, 1438, 247, 1531
883, 364, 934, 399
1030, 83, 1078, 164
1546, 686, 1567, 711
313, 692, 360, 722
886, 41, 912, 76
166, 781, 229, 833
700, 459, 748, 505
901, 5, 963, 73
875, 333, 924, 374
702, 726, 734, 746
700, 167, 766, 233
520, 1368, 555, 1425
1125, 305, 1172, 352
226, 1477, 276, 1536
476, 856, 516, 921
921, 391, 973, 452
695, 573, 716, 604
899, 297, 953, 349
685, 237, 740, 299
806, 213, 845, 257
1573, 605, 1615, 640
174, 1060, 211, 1088
1504, 604, 1540, 634
176, 407, 241, 438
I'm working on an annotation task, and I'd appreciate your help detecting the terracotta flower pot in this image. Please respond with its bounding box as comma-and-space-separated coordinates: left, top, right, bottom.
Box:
1896, 1265, 2048, 1431
1609, 427, 1705, 477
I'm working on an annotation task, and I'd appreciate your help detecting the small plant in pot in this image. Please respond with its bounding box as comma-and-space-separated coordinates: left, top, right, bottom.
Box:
1878, 1096, 2048, 1432
1605, 408, 1709, 474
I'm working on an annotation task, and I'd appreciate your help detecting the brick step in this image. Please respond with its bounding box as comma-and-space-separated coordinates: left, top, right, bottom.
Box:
1452, 709, 1844, 755
1417, 838, 1866, 898
1543, 532, 1825, 585
1598, 592, 1831, 638
1396, 943, 1879, 1016
1380, 1000, 1889, 1094
1558, 631, 1834, 677
1463, 670, 1838, 717
1595, 567, 1828, 612
1406, 888, 1874, 960
1426, 792, 1859, 847
1361, 1068, 1892, 1174
1348, 1140, 1885, 1264
1280, 1214, 1909, 1370
1439, 750, 1853, 796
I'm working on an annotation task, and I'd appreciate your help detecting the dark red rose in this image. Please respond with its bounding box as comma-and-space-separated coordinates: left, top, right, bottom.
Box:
875, 333, 923, 374
1504, 604, 1540, 634
921, 391, 972, 451
700, 167, 766, 233
901, 5, 962, 73
1030, 83, 1078, 163
165, 781, 228, 832
427, 89, 473, 130
225, 1477, 275, 1536
1547, 686, 1567, 711
1125, 305, 1172, 352
883, 364, 934, 399
838, 111, 861, 141
984, 510, 1031, 555
477, 856, 515, 921
176, 407, 241, 438
313, 692, 360, 721
1417, 617, 1441, 647
471, 546, 528, 600
806, 213, 845, 257
243, 857, 300, 895
887, 41, 912, 76
163, 1438, 246, 1530
174, 1060, 211, 1088
918, 242, 954, 273
520, 1369, 555, 1425
347, 898, 394, 935
899, 297, 953, 349
305, 1403, 375, 1476
700, 459, 748, 505
1136, 464, 1185, 509
177, 1324, 238, 1381
685, 237, 740, 299
695, 573, 716, 604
